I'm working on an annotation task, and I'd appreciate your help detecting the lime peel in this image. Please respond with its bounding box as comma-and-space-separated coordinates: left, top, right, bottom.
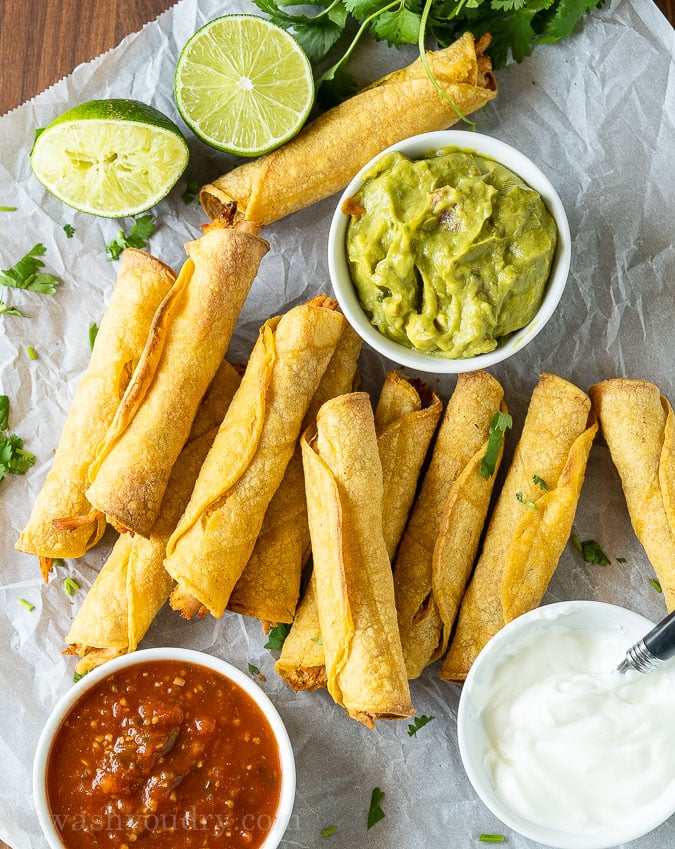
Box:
30, 99, 189, 218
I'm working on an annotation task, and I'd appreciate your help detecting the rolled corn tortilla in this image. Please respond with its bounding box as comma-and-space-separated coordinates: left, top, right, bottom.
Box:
65, 362, 242, 674
394, 370, 506, 679
15, 249, 176, 576
200, 33, 497, 228
85, 220, 269, 537
276, 371, 441, 690
165, 297, 346, 619
589, 379, 675, 611
441, 373, 597, 681
228, 324, 362, 624
301, 392, 413, 726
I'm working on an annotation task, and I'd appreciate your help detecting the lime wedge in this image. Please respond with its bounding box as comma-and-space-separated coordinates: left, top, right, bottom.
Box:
30, 99, 189, 218
174, 14, 314, 157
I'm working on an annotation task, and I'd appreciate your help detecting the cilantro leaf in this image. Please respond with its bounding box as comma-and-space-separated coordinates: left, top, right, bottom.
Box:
321, 824, 337, 837
0, 243, 61, 294
318, 65, 359, 110
0, 396, 35, 483
106, 215, 156, 261
516, 491, 537, 510
407, 714, 434, 736
537, 0, 596, 43
571, 533, 610, 566
253, 0, 346, 61
648, 577, 662, 594
63, 223, 75, 238
479, 411, 512, 480
367, 787, 385, 829
533, 474, 550, 490
371, 6, 422, 44
264, 622, 291, 650
0, 299, 26, 317
89, 322, 99, 351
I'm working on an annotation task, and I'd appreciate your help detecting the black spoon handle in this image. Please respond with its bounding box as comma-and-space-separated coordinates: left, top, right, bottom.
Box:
643, 608, 675, 662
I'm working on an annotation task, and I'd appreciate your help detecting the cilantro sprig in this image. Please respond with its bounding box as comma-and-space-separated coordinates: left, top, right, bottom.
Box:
0, 243, 62, 316
254, 0, 604, 103
106, 215, 156, 261
0, 395, 35, 484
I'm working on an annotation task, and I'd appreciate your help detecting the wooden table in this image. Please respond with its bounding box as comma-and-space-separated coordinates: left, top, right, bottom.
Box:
0, 1, 671, 848
0, 0, 672, 115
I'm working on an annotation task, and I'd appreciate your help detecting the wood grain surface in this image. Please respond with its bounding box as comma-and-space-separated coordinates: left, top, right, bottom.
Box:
0, 0, 672, 115
0, 1, 671, 848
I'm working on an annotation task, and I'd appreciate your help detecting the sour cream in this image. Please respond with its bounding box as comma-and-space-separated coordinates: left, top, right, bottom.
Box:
459, 603, 675, 846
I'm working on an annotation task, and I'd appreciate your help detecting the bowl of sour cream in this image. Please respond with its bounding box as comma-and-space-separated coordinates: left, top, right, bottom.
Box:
328, 130, 570, 374
457, 601, 675, 849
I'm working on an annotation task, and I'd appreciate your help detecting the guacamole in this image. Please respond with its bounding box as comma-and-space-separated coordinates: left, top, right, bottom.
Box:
344, 148, 558, 359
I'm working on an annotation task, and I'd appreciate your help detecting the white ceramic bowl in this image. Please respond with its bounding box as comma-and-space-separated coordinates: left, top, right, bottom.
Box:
328, 130, 571, 374
33, 647, 295, 849
457, 601, 675, 849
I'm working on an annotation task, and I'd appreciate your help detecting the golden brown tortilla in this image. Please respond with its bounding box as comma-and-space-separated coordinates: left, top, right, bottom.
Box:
301, 392, 413, 726
15, 249, 176, 574
85, 222, 269, 537
200, 34, 497, 227
65, 362, 242, 673
393, 370, 506, 679
589, 379, 675, 610
165, 298, 346, 619
441, 373, 597, 681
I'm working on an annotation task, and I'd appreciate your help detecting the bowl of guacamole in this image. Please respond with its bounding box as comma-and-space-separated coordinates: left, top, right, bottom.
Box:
328, 131, 570, 373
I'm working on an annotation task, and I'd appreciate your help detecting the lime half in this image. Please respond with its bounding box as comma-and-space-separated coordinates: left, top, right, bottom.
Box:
30, 99, 189, 218
174, 14, 314, 157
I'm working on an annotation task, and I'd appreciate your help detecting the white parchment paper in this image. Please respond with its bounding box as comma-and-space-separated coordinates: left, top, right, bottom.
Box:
0, 1, 673, 847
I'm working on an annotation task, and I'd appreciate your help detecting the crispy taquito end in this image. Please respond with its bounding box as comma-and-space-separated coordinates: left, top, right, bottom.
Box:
85, 223, 269, 537
393, 371, 506, 678
15, 250, 176, 571
276, 370, 440, 689
441, 373, 597, 681
200, 33, 497, 227
165, 299, 347, 619
275, 575, 328, 691
65, 363, 242, 672
589, 379, 675, 610
228, 325, 362, 623
301, 392, 413, 727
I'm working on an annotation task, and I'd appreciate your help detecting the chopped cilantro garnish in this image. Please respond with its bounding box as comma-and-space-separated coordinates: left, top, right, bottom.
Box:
321, 825, 337, 837
181, 179, 200, 205
73, 670, 88, 683
533, 474, 550, 490
26, 346, 37, 361
617, 557, 627, 564
52, 558, 66, 570
407, 714, 434, 736
516, 491, 537, 510
63, 577, 80, 596
649, 577, 663, 594
479, 411, 512, 480
479, 836, 505, 844
0, 299, 26, 317
0, 395, 35, 483
571, 533, 610, 566
105, 215, 156, 261
367, 787, 385, 829
264, 623, 291, 650
18, 598, 35, 611
63, 223, 75, 238
0, 243, 61, 294
89, 322, 99, 351
310, 635, 323, 645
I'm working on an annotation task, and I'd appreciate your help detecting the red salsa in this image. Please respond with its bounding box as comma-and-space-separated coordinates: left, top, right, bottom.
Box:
46, 660, 283, 849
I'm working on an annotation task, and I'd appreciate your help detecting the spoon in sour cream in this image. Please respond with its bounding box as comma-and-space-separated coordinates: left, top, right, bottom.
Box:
616, 608, 675, 673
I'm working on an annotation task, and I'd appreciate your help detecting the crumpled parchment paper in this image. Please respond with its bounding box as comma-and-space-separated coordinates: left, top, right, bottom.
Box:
0, 0, 673, 847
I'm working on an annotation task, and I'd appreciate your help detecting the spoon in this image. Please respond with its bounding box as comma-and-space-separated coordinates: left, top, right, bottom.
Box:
617, 608, 675, 673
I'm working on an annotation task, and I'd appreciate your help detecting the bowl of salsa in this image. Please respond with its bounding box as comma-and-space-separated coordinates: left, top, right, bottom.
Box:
33, 648, 295, 849
328, 130, 571, 374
